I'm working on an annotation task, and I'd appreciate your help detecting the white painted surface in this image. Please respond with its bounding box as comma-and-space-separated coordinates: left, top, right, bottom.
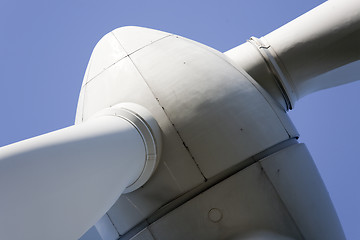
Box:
130, 228, 155, 240
260, 144, 345, 240
0, 112, 147, 240
148, 161, 302, 240
75, 27, 300, 235
225, 0, 360, 105
129, 34, 293, 178
95, 215, 119, 240
111, 27, 170, 56
87, 33, 127, 82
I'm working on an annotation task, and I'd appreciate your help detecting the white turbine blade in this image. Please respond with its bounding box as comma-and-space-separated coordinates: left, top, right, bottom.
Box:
225, 0, 360, 107
0, 106, 157, 240
295, 60, 360, 97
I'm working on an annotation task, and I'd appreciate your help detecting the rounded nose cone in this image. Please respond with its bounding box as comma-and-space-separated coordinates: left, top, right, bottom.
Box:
76, 26, 297, 235
77, 26, 296, 179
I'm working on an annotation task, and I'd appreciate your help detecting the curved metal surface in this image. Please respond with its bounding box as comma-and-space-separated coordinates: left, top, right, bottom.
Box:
0, 104, 161, 240
225, 0, 360, 105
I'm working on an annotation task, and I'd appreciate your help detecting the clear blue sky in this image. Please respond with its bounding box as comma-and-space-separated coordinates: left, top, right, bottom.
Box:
1, 0, 359, 239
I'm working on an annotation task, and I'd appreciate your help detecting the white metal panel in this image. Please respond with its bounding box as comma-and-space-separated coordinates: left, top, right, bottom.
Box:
87, 33, 127, 82
229, 62, 299, 138
130, 228, 155, 240
107, 136, 205, 234
82, 52, 92, 87
112, 26, 171, 55
130, 35, 290, 178
95, 214, 119, 240
148, 162, 301, 240
83, 74, 110, 120
82, 57, 205, 180
75, 82, 86, 124
76, 28, 206, 234
260, 143, 345, 240
224, 42, 288, 109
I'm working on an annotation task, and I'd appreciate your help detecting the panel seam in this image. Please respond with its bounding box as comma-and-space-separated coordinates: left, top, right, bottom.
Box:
111, 33, 207, 181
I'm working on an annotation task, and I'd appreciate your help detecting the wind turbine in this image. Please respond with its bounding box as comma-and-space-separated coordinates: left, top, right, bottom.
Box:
0, 1, 359, 240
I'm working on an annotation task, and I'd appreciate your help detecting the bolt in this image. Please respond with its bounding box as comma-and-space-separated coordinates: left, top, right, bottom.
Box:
208, 208, 222, 223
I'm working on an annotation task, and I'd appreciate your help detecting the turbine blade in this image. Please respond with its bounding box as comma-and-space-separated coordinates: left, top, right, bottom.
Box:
0, 113, 147, 240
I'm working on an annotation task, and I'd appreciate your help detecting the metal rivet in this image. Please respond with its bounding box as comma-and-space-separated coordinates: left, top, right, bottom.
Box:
208, 208, 222, 223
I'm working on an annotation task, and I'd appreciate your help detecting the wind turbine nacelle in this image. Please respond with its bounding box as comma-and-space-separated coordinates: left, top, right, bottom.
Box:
76, 26, 298, 178
75, 27, 343, 240
1, 1, 357, 238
